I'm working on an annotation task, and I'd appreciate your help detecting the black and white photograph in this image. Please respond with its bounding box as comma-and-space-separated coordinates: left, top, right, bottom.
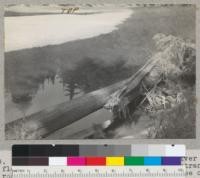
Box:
4, 3, 196, 140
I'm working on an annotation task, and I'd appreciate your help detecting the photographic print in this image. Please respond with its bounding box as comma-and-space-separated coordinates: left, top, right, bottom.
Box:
4, 3, 196, 140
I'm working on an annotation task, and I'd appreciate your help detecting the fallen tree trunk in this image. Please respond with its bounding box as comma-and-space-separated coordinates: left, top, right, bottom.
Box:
104, 33, 195, 127
5, 57, 159, 140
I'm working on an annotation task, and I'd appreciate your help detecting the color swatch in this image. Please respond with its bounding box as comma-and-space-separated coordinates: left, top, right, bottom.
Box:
144, 157, 162, 165
13, 144, 185, 157
12, 145, 79, 157
68, 157, 86, 166
124, 157, 144, 165
86, 157, 106, 166
12, 157, 49, 166
162, 157, 182, 165
12, 156, 183, 166
106, 157, 124, 166
49, 157, 66, 166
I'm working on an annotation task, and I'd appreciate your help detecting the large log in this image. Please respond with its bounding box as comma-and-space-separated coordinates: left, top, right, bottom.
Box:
104, 34, 195, 123
5, 57, 159, 140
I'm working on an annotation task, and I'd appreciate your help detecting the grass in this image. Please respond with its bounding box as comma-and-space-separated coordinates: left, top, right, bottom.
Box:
140, 35, 195, 138
151, 90, 195, 138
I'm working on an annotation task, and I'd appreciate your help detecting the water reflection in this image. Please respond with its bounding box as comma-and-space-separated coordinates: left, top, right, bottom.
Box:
5, 55, 135, 122
60, 57, 134, 99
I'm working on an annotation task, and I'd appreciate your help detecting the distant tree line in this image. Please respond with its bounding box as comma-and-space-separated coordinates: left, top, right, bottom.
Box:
136, 4, 193, 7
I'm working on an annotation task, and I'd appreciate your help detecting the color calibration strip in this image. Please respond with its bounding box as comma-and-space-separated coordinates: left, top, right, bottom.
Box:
12, 144, 185, 166
12, 144, 185, 157
12, 157, 182, 166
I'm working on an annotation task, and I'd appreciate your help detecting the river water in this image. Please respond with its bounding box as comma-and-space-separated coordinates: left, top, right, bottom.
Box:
5, 10, 133, 52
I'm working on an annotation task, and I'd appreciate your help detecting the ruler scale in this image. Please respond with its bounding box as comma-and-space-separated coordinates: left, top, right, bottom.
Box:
11, 166, 185, 178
